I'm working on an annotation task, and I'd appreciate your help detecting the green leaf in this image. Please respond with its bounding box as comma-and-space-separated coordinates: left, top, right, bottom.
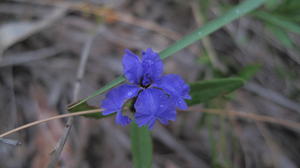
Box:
68, 0, 266, 111
238, 64, 262, 80
159, 0, 266, 60
253, 11, 300, 35
130, 122, 152, 168
267, 24, 295, 48
187, 78, 245, 106
265, 0, 281, 9
68, 102, 108, 119
68, 76, 125, 112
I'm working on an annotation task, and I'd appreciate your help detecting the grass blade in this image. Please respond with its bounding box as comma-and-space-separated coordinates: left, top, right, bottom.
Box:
160, 0, 266, 59
253, 11, 300, 34
68, 76, 125, 110
130, 123, 152, 168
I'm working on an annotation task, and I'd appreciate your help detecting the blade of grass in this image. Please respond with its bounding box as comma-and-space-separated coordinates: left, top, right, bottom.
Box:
67, 76, 125, 110
130, 123, 152, 168
267, 25, 295, 48
69, 0, 266, 111
253, 11, 300, 34
159, 0, 266, 59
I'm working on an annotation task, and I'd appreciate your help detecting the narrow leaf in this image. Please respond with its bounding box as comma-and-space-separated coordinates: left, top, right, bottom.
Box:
68, 76, 125, 112
238, 64, 262, 80
160, 0, 266, 59
130, 122, 152, 168
267, 25, 295, 48
253, 11, 300, 35
187, 78, 245, 106
68, 102, 107, 119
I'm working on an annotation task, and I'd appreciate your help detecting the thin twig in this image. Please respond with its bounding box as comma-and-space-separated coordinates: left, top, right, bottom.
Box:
200, 109, 300, 132
0, 109, 102, 138
47, 26, 102, 167
73, 3, 181, 41
245, 83, 300, 114
0, 138, 21, 146
1, 107, 299, 143
11, 1, 181, 41
0, 47, 61, 67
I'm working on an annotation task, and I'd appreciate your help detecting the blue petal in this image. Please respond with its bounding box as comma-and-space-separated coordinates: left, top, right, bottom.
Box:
101, 84, 140, 126
141, 48, 163, 86
153, 74, 191, 110
135, 113, 151, 126
116, 112, 131, 126
134, 88, 176, 129
122, 49, 143, 84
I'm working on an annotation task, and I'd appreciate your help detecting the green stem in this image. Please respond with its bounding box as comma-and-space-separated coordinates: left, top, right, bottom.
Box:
130, 123, 152, 168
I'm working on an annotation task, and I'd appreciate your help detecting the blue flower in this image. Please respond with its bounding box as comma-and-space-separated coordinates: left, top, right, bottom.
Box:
101, 48, 191, 129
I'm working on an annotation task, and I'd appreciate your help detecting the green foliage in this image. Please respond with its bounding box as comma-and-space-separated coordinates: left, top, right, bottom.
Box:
187, 78, 245, 106
159, 0, 266, 60
130, 123, 152, 168
238, 64, 262, 80
253, 0, 300, 48
265, 0, 281, 9
267, 24, 295, 48
271, 0, 300, 19
253, 11, 300, 34
198, 0, 211, 15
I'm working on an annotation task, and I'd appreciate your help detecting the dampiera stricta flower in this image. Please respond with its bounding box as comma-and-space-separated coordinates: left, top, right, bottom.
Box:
101, 48, 191, 129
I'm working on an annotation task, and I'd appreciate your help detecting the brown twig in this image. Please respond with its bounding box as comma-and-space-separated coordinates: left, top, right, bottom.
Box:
200, 109, 300, 132
245, 83, 300, 114
1, 107, 299, 148
0, 47, 61, 67
47, 25, 102, 167
72, 3, 181, 41
0, 138, 21, 146
0, 109, 102, 138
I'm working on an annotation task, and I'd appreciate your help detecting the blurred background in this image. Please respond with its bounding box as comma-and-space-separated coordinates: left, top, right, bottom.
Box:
0, 0, 300, 167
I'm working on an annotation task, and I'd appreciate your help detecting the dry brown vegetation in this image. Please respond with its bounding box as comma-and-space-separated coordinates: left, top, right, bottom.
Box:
0, 0, 299, 167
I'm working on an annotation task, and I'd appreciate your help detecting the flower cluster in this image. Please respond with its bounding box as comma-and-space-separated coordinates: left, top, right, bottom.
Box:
101, 48, 191, 129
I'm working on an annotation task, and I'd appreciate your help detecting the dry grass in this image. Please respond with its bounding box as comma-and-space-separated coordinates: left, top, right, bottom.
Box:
0, 0, 299, 167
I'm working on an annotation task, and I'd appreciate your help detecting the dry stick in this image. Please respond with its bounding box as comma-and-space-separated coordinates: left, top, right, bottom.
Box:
1, 108, 299, 141
0, 109, 102, 138
245, 83, 300, 114
72, 3, 181, 41
0, 47, 61, 67
201, 109, 300, 132
47, 26, 101, 168
22, 1, 181, 41
0, 138, 21, 146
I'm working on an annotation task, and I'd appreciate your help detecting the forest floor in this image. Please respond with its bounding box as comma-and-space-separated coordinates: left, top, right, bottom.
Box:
0, 0, 300, 168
